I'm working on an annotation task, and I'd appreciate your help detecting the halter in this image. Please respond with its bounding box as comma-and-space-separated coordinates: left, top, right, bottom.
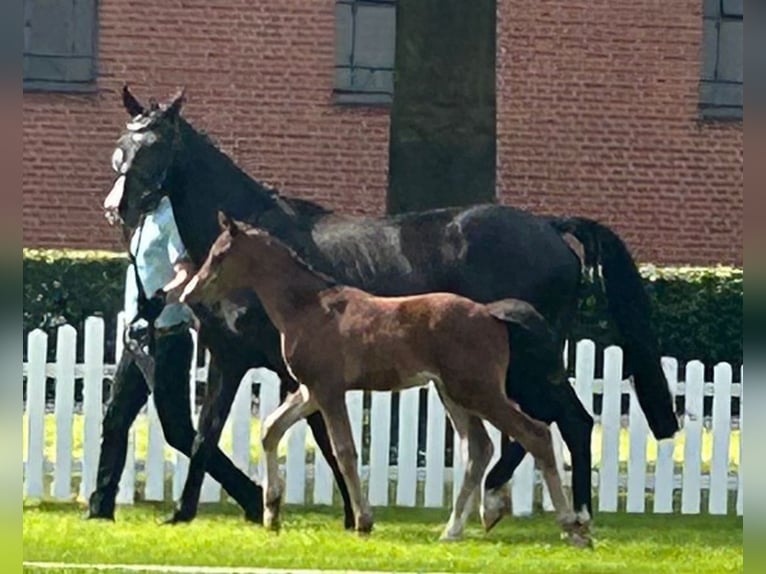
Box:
119, 116, 184, 350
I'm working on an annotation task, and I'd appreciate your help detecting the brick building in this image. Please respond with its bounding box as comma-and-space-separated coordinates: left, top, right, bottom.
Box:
22, 0, 743, 265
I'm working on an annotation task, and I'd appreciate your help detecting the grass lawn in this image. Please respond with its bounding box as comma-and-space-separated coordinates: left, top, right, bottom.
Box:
22, 501, 742, 574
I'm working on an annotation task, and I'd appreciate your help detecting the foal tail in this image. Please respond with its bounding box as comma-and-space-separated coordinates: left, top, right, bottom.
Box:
486, 299, 566, 383
548, 217, 679, 440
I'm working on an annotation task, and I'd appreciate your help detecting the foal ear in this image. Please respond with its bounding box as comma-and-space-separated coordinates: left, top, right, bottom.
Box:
122, 84, 145, 117
217, 211, 237, 235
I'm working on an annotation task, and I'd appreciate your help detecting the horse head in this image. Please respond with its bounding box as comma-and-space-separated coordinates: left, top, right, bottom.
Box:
103, 84, 186, 230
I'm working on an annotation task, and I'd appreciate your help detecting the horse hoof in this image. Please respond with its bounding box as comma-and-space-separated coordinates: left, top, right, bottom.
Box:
480, 487, 510, 532
162, 510, 194, 525
344, 513, 355, 531
84, 512, 115, 522
244, 508, 263, 524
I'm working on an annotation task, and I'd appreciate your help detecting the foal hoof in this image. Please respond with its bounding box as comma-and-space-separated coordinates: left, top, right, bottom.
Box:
560, 511, 593, 549
344, 512, 355, 531
480, 487, 511, 532
562, 529, 594, 549
264, 499, 282, 532
355, 514, 374, 535
439, 529, 464, 542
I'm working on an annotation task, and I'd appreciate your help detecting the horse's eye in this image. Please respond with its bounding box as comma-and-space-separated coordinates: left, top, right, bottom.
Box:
111, 148, 124, 173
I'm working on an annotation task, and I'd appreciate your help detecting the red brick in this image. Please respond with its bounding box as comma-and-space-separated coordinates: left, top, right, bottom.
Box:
22, 0, 742, 265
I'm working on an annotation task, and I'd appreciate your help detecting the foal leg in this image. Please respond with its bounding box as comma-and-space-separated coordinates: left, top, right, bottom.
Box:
475, 393, 589, 547
261, 384, 318, 531
480, 435, 525, 531
315, 395, 373, 534
438, 390, 493, 541
274, 366, 355, 529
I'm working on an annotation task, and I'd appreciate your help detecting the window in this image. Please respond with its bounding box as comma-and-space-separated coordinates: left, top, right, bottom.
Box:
334, 0, 396, 105
700, 0, 742, 119
23, 0, 98, 92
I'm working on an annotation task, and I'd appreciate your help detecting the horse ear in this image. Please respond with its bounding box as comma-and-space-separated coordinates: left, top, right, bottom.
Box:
217, 211, 237, 235
165, 87, 186, 117
122, 84, 145, 117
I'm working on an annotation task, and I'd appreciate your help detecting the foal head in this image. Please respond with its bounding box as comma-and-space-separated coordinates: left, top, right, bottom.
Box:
180, 212, 255, 307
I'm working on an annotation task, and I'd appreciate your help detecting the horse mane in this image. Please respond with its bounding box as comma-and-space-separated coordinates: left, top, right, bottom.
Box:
241, 224, 340, 288
177, 116, 334, 219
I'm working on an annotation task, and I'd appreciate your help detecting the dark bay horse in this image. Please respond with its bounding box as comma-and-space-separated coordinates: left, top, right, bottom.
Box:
102, 86, 678, 529
181, 215, 591, 546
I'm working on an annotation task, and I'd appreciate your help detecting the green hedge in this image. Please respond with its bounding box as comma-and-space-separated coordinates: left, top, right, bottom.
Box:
23, 249, 129, 361
22, 250, 743, 367
571, 265, 743, 368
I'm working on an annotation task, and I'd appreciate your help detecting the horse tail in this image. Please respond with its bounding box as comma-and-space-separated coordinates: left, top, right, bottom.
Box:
486, 298, 566, 383
548, 217, 679, 440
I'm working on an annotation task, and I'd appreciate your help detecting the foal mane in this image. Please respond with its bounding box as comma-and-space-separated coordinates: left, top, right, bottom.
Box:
238, 223, 340, 288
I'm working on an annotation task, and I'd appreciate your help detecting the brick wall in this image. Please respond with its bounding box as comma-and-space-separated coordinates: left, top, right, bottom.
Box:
496, 0, 743, 265
23, 0, 742, 265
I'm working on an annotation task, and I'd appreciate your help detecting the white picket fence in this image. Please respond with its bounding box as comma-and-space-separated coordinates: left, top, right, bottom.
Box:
23, 314, 743, 516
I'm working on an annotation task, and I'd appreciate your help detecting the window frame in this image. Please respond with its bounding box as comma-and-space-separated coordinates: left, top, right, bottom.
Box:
699, 0, 743, 121
23, 0, 99, 94
333, 0, 396, 107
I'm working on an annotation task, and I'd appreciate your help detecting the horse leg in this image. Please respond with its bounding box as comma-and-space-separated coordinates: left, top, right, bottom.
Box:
261, 384, 318, 531
152, 330, 262, 523
171, 358, 260, 523
315, 394, 373, 535
480, 435, 526, 531
87, 350, 149, 519
305, 411, 355, 530
555, 383, 594, 527
437, 388, 493, 541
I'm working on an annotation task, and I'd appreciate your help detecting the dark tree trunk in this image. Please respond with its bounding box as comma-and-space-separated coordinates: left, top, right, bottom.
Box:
387, 0, 497, 215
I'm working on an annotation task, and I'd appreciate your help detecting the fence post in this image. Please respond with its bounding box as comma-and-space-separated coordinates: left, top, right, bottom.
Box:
653, 357, 677, 513
626, 383, 649, 513
285, 417, 308, 504
598, 345, 622, 513
423, 382, 445, 508
80, 317, 105, 501
52, 324, 77, 500
368, 392, 392, 506
574, 339, 595, 417
737, 366, 743, 516
395, 387, 420, 507
24, 330, 48, 499
681, 360, 704, 514
256, 368, 281, 486
709, 363, 732, 515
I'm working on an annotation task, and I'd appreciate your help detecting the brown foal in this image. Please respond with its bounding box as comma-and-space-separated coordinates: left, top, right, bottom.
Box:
181, 213, 590, 546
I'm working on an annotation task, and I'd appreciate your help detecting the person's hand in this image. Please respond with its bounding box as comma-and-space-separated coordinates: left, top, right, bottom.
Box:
162, 260, 196, 302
